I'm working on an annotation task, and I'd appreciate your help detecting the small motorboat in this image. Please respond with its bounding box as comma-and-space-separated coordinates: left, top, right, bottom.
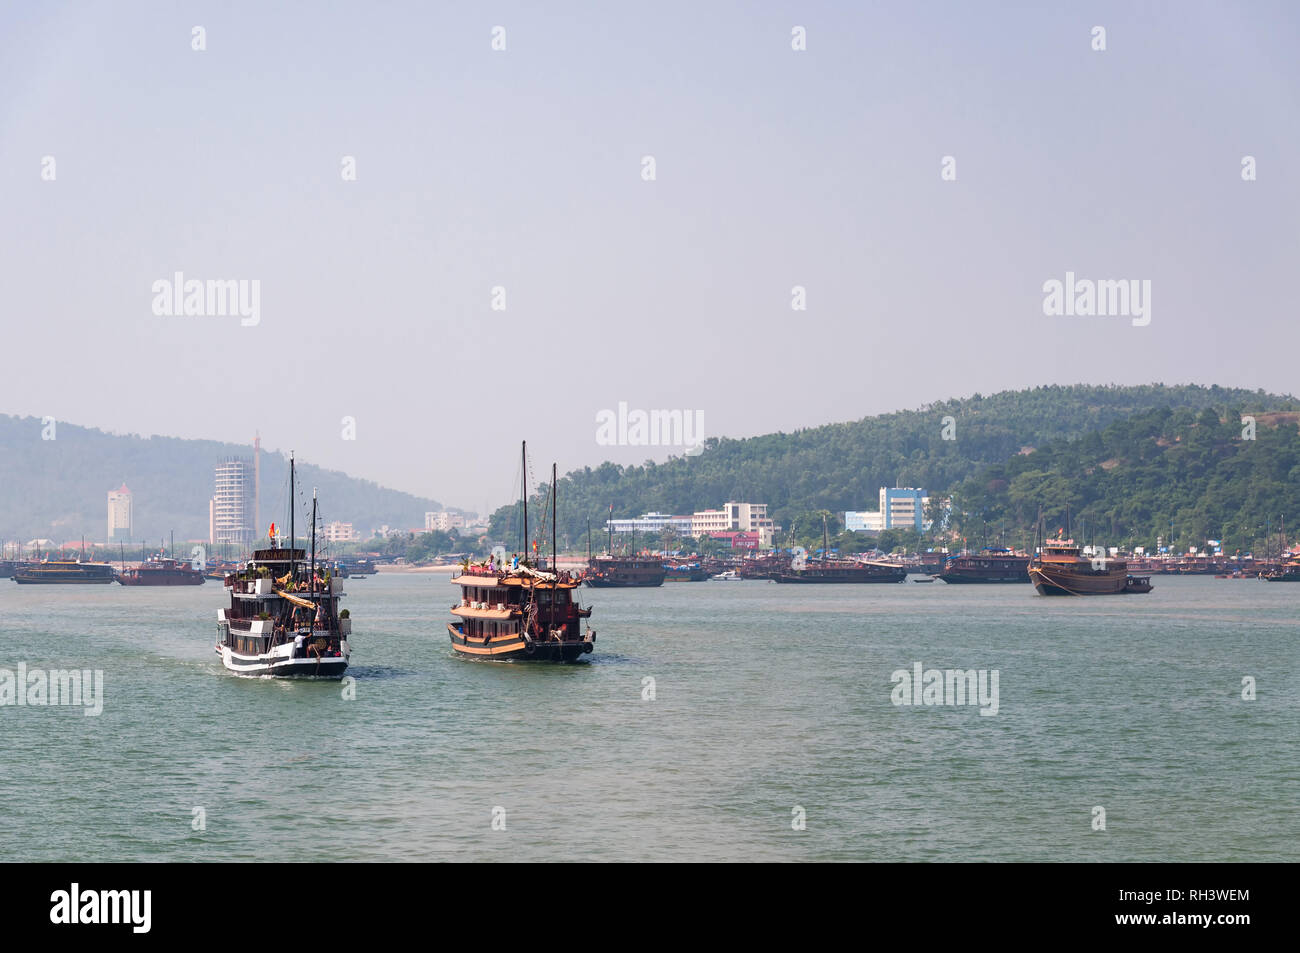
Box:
710, 570, 741, 581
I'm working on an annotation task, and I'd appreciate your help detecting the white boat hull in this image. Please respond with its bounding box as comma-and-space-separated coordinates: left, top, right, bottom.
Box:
216, 639, 350, 679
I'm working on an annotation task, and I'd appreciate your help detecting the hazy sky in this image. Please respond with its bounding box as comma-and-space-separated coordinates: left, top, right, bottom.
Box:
2, 2, 1297, 511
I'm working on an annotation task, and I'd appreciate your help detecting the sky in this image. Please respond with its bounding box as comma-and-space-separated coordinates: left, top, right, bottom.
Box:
2, 1, 1297, 512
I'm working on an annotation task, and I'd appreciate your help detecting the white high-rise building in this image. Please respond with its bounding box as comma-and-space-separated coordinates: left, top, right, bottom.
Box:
211, 458, 254, 546
107, 483, 133, 541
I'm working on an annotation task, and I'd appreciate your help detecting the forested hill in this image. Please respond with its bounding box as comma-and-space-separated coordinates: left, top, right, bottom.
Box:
489, 384, 1299, 545
951, 405, 1300, 553
0, 415, 442, 543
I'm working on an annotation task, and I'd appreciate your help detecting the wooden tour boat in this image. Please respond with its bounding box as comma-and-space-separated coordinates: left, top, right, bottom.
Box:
449, 451, 594, 661
1027, 507, 1150, 596
215, 456, 352, 678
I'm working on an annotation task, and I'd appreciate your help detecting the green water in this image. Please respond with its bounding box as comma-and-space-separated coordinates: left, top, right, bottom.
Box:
1, 574, 1295, 861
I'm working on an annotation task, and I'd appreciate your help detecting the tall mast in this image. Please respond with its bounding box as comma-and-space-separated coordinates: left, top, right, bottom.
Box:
551, 463, 557, 574
823, 513, 829, 560
310, 487, 317, 587
608, 505, 612, 555
289, 451, 296, 578
521, 441, 528, 566
587, 518, 591, 562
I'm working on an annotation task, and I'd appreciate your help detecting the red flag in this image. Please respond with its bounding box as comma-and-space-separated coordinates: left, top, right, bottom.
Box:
268, 522, 277, 539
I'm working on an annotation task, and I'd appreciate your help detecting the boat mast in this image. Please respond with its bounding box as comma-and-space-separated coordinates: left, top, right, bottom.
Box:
521, 441, 528, 566
289, 452, 296, 578
587, 518, 591, 562
551, 463, 557, 574
607, 504, 612, 556
823, 514, 829, 561
310, 487, 317, 587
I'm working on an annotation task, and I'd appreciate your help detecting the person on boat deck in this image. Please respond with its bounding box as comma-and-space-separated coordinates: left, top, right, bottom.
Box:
314, 602, 325, 626
487, 554, 495, 572
511, 553, 520, 570
294, 632, 306, 656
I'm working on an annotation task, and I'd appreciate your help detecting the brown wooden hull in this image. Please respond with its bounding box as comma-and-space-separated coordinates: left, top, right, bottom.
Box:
447, 622, 591, 661
1029, 564, 1129, 595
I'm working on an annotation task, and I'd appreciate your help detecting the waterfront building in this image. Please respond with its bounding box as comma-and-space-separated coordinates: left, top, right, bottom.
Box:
846, 488, 943, 533
324, 521, 358, 543
690, 502, 774, 544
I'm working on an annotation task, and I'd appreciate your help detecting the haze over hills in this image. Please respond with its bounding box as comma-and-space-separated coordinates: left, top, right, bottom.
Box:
489, 384, 1300, 545
0, 415, 444, 544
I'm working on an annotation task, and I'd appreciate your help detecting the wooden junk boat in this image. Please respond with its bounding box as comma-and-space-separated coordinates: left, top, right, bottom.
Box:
449, 563, 593, 661
1028, 539, 1152, 596
11, 543, 116, 585
938, 548, 1031, 584
585, 555, 667, 587
215, 456, 352, 678
771, 517, 907, 584
449, 453, 595, 661
118, 553, 205, 586
663, 559, 709, 582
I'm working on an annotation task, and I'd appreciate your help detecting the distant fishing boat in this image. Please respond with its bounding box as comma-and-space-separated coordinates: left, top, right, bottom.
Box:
12, 541, 115, 585
1261, 548, 1300, 581
663, 560, 709, 582
585, 551, 666, 585
771, 516, 907, 584
12, 559, 116, 585
938, 548, 1031, 584
118, 551, 204, 586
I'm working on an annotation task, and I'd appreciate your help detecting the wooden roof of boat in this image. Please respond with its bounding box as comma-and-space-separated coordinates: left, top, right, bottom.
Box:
455, 567, 581, 589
